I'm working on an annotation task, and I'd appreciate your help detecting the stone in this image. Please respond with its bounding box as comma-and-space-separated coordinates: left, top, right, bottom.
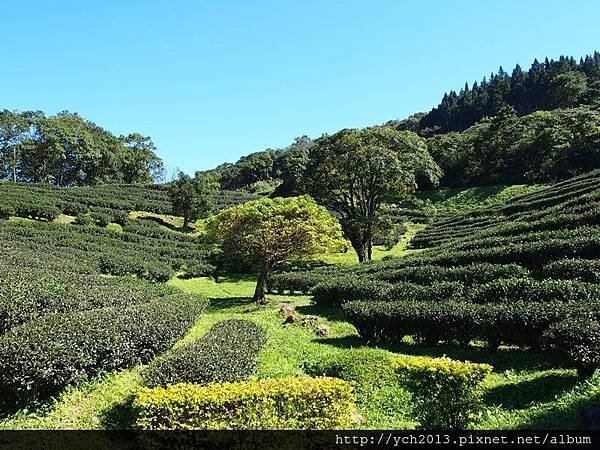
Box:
279, 304, 295, 317
315, 324, 330, 336
284, 314, 299, 324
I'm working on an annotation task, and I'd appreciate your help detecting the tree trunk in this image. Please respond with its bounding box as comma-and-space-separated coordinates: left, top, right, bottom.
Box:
367, 234, 373, 261
12, 147, 16, 183
183, 216, 189, 229
253, 266, 270, 304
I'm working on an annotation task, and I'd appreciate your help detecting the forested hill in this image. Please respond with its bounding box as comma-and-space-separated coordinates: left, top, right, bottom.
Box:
209, 52, 600, 192
396, 52, 600, 135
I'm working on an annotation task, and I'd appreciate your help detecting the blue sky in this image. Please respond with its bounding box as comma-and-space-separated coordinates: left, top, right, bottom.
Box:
2, 0, 599, 175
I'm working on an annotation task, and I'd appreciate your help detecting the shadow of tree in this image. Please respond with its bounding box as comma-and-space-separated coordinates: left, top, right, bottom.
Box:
99, 395, 136, 430
316, 337, 572, 372
205, 296, 255, 312
514, 375, 600, 429
485, 372, 580, 409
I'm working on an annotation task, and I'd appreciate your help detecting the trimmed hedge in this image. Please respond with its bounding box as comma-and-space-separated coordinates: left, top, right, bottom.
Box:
393, 356, 492, 429
377, 263, 529, 285
0, 205, 14, 219
312, 277, 393, 307
133, 377, 355, 430
469, 278, 600, 304
99, 255, 174, 282
542, 259, 600, 283
267, 271, 327, 294
543, 317, 600, 376
0, 295, 206, 409
142, 319, 266, 387
181, 261, 216, 279
312, 276, 465, 307
343, 299, 599, 348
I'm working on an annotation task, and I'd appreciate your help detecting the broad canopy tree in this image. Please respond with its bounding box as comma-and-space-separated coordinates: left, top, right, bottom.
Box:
303, 127, 441, 262
206, 195, 344, 303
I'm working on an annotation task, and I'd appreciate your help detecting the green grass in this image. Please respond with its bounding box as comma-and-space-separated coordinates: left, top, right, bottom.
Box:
418, 184, 546, 212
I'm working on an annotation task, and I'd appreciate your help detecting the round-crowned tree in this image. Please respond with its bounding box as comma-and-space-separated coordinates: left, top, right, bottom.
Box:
206, 195, 344, 304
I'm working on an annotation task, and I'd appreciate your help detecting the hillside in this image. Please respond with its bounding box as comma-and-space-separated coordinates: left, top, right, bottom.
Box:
0, 170, 599, 430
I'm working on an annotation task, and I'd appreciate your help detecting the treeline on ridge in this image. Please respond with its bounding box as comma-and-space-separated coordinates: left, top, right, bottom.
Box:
0, 110, 164, 186
210, 53, 600, 191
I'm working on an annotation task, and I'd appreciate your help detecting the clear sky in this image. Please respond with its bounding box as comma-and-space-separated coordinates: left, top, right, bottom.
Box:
2, 0, 599, 175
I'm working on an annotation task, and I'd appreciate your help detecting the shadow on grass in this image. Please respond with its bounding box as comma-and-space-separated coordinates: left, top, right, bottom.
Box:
317, 338, 571, 372
99, 395, 136, 430
485, 372, 580, 410
205, 296, 255, 312
514, 374, 600, 429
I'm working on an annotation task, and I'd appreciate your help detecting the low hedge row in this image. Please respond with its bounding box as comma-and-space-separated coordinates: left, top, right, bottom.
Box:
99, 255, 174, 282
313, 274, 597, 308
542, 259, 600, 283
142, 319, 266, 387
469, 278, 600, 304
267, 271, 328, 294
181, 261, 217, 279
0, 295, 206, 409
133, 377, 355, 430
543, 316, 600, 376
376, 263, 529, 285
0, 268, 174, 333
394, 356, 492, 429
343, 299, 600, 349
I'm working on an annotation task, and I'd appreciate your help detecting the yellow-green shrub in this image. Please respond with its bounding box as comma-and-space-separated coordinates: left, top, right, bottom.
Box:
132, 376, 355, 430
393, 356, 492, 429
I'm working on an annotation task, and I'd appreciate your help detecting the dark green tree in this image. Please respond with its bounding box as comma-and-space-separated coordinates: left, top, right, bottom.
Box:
304, 127, 441, 262
169, 172, 214, 228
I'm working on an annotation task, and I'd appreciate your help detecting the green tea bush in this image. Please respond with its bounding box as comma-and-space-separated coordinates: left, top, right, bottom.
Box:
75, 212, 95, 226
344, 299, 597, 348
0, 295, 206, 409
542, 259, 600, 283
393, 356, 492, 429
469, 278, 600, 304
543, 317, 600, 376
377, 263, 529, 285
312, 277, 393, 307
142, 319, 266, 387
99, 255, 174, 282
181, 261, 216, 279
133, 377, 355, 430
267, 271, 328, 294
0, 205, 14, 219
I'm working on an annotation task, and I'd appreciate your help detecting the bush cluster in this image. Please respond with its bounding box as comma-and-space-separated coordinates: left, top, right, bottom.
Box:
343, 299, 600, 348
142, 319, 266, 387
133, 377, 355, 430
542, 259, 600, 283
543, 317, 600, 376
99, 255, 174, 282
393, 356, 492, 429
0, 295, 206, 409
469, 278, 600, 304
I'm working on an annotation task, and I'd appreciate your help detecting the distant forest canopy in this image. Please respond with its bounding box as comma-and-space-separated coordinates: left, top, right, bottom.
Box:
2, 52, 599, 190
399, 52, 600, 135
0, 110, 164, 186
212, 52, 600, 191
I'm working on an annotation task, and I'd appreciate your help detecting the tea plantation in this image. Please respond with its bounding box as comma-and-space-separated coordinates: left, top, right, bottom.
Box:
0, 172, 599, 430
